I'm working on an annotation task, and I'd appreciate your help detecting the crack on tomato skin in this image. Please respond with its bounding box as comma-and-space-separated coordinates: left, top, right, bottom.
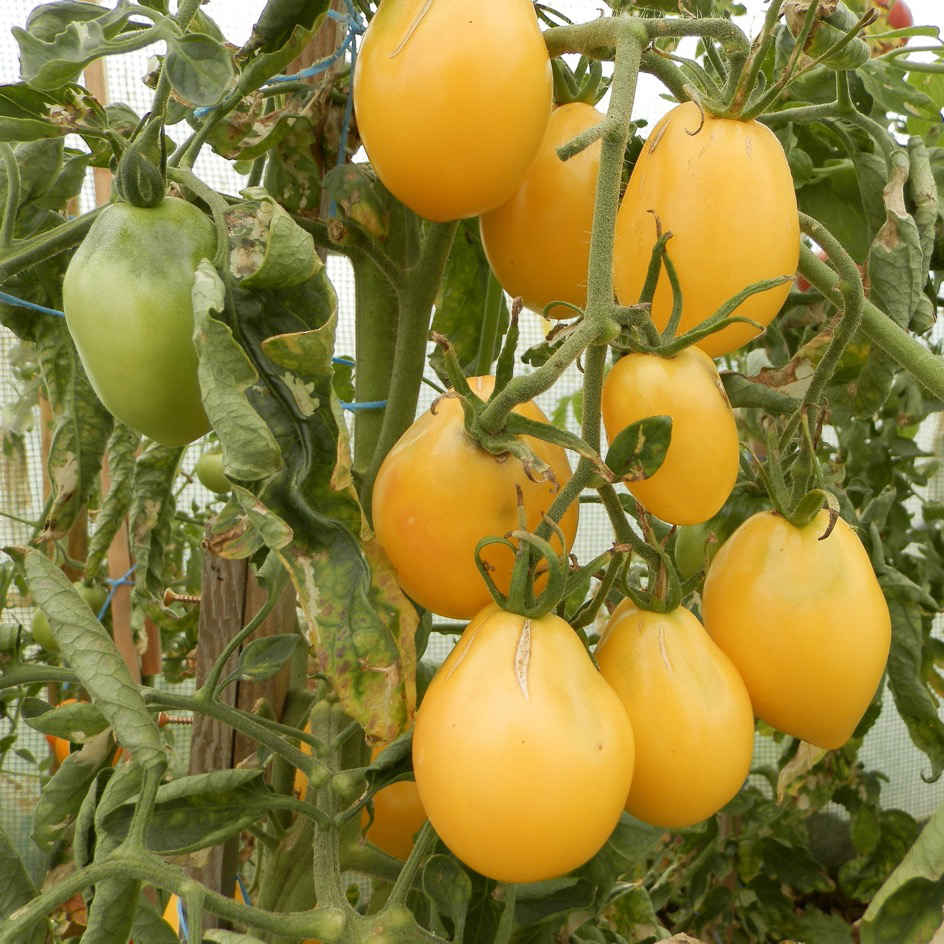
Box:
514, 618, 532, 701
658, 624, 672, 673
389, 0, 434, 58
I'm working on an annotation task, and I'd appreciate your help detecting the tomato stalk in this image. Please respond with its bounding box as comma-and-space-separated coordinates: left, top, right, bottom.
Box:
0, 208, 103, 283
473, 271, 505, 376
352, 255, 398, 478
361, 220, 457, 517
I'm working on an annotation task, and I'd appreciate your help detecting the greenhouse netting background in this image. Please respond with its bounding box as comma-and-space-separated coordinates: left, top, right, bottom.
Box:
2, 0, 944, 881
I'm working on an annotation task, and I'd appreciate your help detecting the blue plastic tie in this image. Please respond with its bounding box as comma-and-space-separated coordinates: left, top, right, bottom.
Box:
0, 289, 65, 318
177, 896, 188, 940
97, 564, 136, 621
339, 399, 386, 412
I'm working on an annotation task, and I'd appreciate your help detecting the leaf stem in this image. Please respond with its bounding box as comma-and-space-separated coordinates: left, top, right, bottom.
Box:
474, 271, 505, 376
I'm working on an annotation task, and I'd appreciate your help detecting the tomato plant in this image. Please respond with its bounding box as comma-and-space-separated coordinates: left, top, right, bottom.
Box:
1, 0, 944, 942
412, 604, 634, 883
62, 197, 215, 446
702, 510, 892, 750
480, 102, 602, 318
353, 0, 552, 221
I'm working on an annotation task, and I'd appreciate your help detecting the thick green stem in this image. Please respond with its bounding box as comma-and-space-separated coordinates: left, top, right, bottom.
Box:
780, 214, 865, 448
384, 820, 436, 908
0, 144, 21, 249
0, 665, 77, 690
480, 23, 645, 436
144, 690, 326, 786
640, 49, 691, 103
0, 209, 103, 283
646, 18, 751, 82
0, 855, 346, 944
798, 245, 944, 402
352, 256, 398, 479
474, 271, 504, 375
361, 221, 458, 517
310, 703, 347, 911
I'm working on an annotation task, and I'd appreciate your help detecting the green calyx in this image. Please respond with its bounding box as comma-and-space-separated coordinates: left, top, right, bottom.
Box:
115, 118, 166, 209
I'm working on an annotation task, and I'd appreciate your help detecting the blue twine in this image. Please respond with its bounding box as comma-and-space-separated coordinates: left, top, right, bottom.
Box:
333, 357, 387, 411
0, 289, 65, 318
193, 0, 366, 119
98, 564, 136, 621
339, 398, 386, 412
177, 896, 188, 940
174, 876, 252, 939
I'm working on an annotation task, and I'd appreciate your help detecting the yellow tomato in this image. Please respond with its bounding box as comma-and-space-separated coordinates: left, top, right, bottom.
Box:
596, 602, 754, 828
480, 102, 602, 318
613, 102, 799, 357
363, 745, 427, 861
353, 0, 552, 221
371, 376, 579, 619
702, 510, 891, 749
412, 604, 634, 883
601, 347, 739, 525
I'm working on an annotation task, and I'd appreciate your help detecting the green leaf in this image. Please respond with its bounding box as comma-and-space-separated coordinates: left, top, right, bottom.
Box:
423, 854, 472, 939
191, 261, 283, 481
0, 83, 69, 141
0, 822, 37, 921
100, 770, 272, 854
430, 219, 509, 376
245, 0, 331, 55
222, 633, 301, 686
25, 1, 115, 42
17, 549, 164, 768
30, 730, 115, 850
128, 442, 184, 624
720, 371, 798, 413
862, 796, 944, 942
22, 696, 109, 741
40, 333, 113, 541
861, 876, 944, 944
165, 32, 234, 107
605, 415, 672, 481
82, 876, 140, 944
14, 14, 170, 91
225, 190, 320, 289
579, 813, 664, 892
130, 900, 183, 944
884, 596, 944, 781
84, 424, 141, 582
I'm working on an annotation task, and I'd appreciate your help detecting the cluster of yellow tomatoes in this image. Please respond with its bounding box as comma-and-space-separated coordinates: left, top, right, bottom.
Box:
353, 0, 894, 884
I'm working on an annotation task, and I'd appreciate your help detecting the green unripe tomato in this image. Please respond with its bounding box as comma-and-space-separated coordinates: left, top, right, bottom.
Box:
675, 523, 710, 580
31, 581, 109, 652
194, 450, 230, 494
62, 197, 216, 446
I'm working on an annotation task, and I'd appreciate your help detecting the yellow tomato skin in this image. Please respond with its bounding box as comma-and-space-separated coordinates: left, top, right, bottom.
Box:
353, 0, 552, 221
601, 347, 739, 525
412, 604, 635, 883
480, 103, 601, 318
363, 745, 427, 860
371, 376, 578, 619
613, 102, 799, 357
596, 603, 754, 829
702, 510, 891, 750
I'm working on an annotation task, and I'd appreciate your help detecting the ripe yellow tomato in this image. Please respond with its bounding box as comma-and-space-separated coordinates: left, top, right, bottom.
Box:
362, 745, 427, 861
702, 510, 891, 749
412, 604, 634, 883
601, 346, 739, 525
480, 102, 602, 318
353, 0, 552, 221
596, 602, 754, 828
371, 376, 579, 619
613, 102, 799, 357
